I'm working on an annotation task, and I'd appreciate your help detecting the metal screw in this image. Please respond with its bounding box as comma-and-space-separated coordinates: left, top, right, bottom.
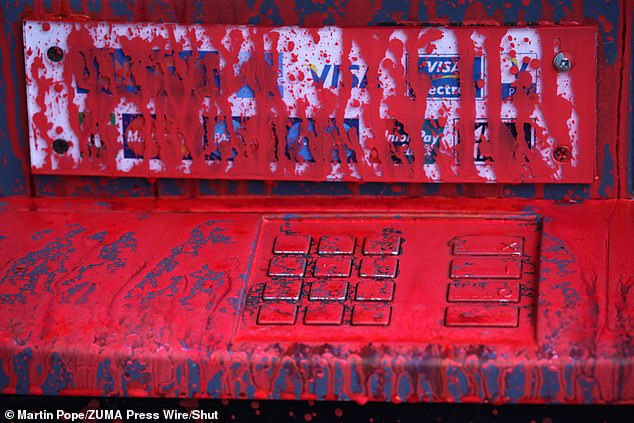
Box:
553, 145, 572, 163
52, 138, 70, 154
553, 52, 571, 72
47, 46, 64, 62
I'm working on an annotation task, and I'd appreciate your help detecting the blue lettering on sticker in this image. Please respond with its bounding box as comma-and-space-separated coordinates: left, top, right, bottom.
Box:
286, 118, 316, 163
326, 118, 359, 164
418, 55, 484, 99
121, 113, 158, 160
421, 119, 445, 164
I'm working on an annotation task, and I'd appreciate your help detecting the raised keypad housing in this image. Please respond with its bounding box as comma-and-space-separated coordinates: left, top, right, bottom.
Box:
236, 216, 539, 344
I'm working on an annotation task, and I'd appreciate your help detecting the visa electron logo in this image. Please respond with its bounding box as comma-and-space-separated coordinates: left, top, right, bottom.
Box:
418, 55, 484, 99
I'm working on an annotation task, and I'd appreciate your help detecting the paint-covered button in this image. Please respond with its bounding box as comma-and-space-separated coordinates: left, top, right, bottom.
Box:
447, 280, 520, 303
268, 256, 307, 277
359, 257, 398, 278
257, 303, 298, 325
304, 303, 345, 325
444, 305, 519, 328
309, 280, 348, 301
355, 280, 395, 301
318, 235, 356, 255
450, 257, 522, 279
263, 279, 302, 301
314, 257, 352, 277
273, 235, 312, 254
452, 235, 523, 256
351, 304, 392, 326
363, 234, 402, 255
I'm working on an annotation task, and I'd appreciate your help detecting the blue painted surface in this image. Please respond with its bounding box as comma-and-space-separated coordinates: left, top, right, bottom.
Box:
579, 377, 596, 403
481, 364, 500, 399
333, 362, 348, 400
158, 179, 187, 197
121, 359, 151, 396
97, 358, 115, 395
543, 184, 591, 201
0, 359, 10, 392
61, 232, 136, 304
446, 366, 469, 401
599, 144, 615, 197
0, 2, 29, 196
397, 372, 412, 401
206, 370, 223, 397
564, 363, 574, 398
34, 176, 155, 198
434, 0, 543, 24
179, 265, 227, 311
540, 365, 561, 399
41, 353, 74, 394
124, 221, 231, 304
584, 0, 620, 64
109, 0, 135, 18
246, 0, 283, 25
12, 348, 33, 395
505, 365, 525, 403
314, 365, 329, 400
383, 366, 393, 400
0, 224, 87, 304
503, 184, 537, 199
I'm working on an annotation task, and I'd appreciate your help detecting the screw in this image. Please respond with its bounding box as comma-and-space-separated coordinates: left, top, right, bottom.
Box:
553, 52, 571, 72
553, 145, 572, 163
52, 138, 70, 154
47, 46, 64, 62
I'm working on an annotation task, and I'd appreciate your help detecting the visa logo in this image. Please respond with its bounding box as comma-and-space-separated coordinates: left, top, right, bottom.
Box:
309, 64, 369, 89
424, 60, 459, 74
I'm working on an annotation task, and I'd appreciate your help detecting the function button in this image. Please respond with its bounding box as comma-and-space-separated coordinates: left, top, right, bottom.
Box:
318, 235, 356, 255
314, 257, 352, 278
351, 304, 392, 326
447, 280, 520, 303
452, 235, 523, 256
359, 257, 398, 278
273, 235, 312, 255
450, 257, 522, 279
355, 280, 395, 301
257, 303, 298, 325
444, 305, 519, 328
304, 303, 345, 325
268, 256, 307, 277
309, 280, 348, 301
263, 279, 303, 301
363, 234, 402, 256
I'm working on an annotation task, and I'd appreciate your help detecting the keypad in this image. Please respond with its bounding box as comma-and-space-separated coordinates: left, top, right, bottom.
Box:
238, 217, 539, 343
255, 232, 402, 327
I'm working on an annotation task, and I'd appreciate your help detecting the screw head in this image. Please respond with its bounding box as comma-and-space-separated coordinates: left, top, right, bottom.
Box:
52, 138, 70, 154
553, 52, 571, 72
553, 145, 572, 163
47, 46, 64, 62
